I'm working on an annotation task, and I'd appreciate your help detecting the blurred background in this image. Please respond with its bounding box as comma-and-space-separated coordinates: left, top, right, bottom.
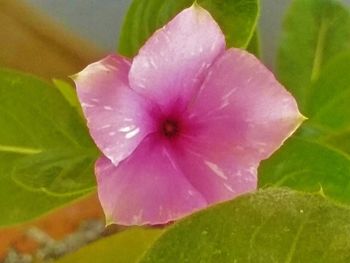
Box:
21, 0, 350, 67
0, 0, 350, 262
2, 0, 350, 80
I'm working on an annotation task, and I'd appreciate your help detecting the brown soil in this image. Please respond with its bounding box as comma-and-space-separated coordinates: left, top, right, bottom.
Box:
0, 193, 104, 260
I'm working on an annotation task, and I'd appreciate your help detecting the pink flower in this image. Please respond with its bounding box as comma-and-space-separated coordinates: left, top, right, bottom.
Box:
73, 4, 303, 225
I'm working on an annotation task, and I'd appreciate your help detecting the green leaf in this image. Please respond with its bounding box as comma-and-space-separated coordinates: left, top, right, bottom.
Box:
305, 51, 350, 156
0, 69, 98, 226
260, 52, 350, 205
325, 130, 350, 156
11, 149, 96, 195
259, 137, 350, 204
263, 4, 350, 205
140, 188, 350, 263
277, 0, 350, 110
246, 29, 261, 57
0, 155, 84, 227
52, 79, 83, 118
118, 0, 259, 57
306, 52, 350, 132
57, 227, 163, 263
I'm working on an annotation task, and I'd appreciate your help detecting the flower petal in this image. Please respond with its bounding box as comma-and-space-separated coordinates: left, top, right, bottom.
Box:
187, 48, 304, 161
172, 137, 257, 203
129, 4, 225, 111
95, 135, 207, 226
73, 55, 157, 165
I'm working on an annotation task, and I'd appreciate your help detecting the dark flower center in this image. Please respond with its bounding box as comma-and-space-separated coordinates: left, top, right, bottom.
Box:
162, 119, 179, 138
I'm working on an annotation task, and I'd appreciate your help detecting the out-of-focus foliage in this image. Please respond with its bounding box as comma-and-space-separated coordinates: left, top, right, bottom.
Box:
0, 69, 98, 226
118, 0, 259, 57
260, 0, 350, 205
141, 188, 350, 263
57, 227, 163, 263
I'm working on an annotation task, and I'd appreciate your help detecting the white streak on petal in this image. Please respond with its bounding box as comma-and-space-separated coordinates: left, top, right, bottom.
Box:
224, 183, 235, 193
125, 128, 140, 139
204, 160, 228, 180
81, 102, 94, 108
132, 209, 144, 224
210, 41, 217, 51
149, 58, 158, 69
99, 124, 111, 130
103, 106, 113, 111
247, 166, 256, 174
118, 125, 135, 132
122, 58, 131, 65
163, 32, 171, 43
222, 88, 237, 100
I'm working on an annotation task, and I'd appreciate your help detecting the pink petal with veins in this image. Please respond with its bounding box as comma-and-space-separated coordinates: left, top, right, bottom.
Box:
95, 135, 207, 226
73, 55, 158, 165
188, 49, 304, 162
129, 4, 225, 112
172, 136, 257, 204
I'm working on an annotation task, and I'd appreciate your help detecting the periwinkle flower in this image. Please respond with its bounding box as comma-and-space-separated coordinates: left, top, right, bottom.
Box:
73, 5, 304, 225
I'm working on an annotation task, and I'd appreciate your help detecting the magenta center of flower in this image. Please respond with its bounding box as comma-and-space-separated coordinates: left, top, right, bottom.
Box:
161, 119, 180, 138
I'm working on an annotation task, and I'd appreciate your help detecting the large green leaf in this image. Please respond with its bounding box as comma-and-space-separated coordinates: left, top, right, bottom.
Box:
277, 0, 350, 110
0, 69, 98, 226
57, 227, 163, 263
261, 0, 350, 205
11, 149, 96, 195
52, 79, 83, 118
246, 29, 261, 58
118, 0, 259, 57
260, 51, 350, 202
306, 52, 350, 132
305, 52, 350, 156
259, 137, 350, 204
0, 155, 82, 227
140, 188, 350, 263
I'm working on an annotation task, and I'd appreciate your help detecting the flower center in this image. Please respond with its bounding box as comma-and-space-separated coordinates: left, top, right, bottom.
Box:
162, 119, 179, 138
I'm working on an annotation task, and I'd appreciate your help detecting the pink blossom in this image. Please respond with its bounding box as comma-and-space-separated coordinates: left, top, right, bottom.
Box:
73, 4, 304, 225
